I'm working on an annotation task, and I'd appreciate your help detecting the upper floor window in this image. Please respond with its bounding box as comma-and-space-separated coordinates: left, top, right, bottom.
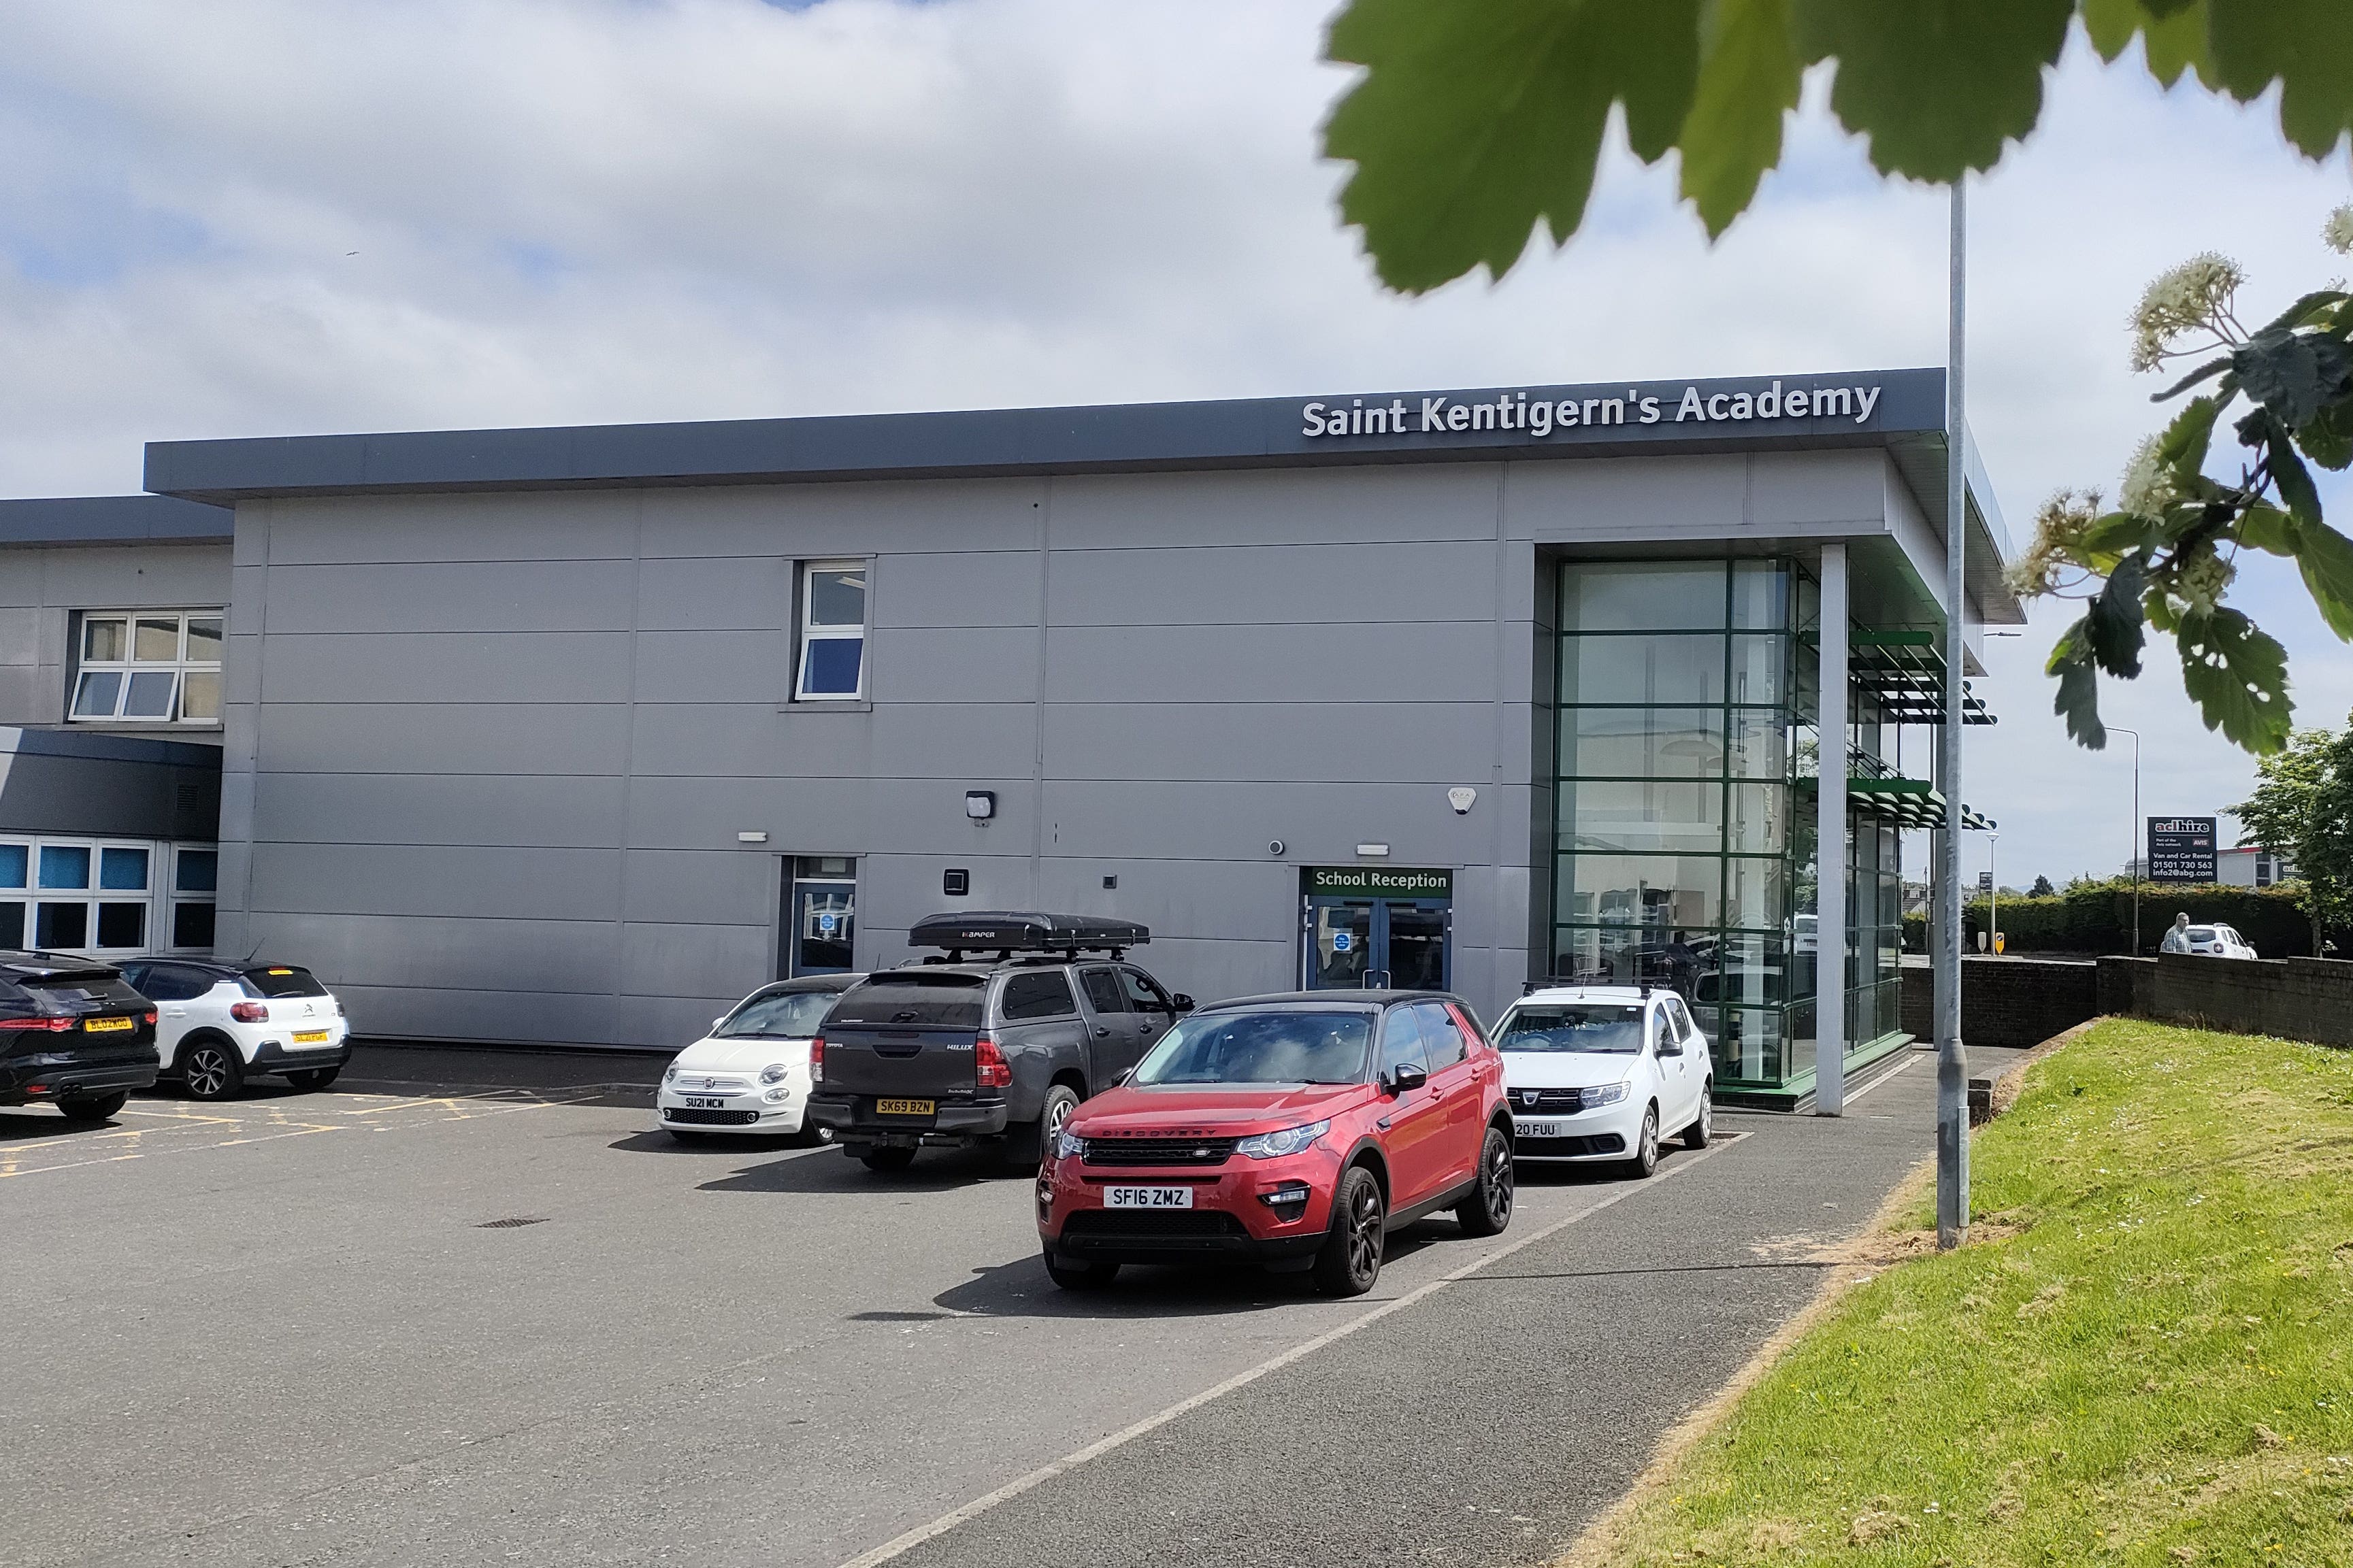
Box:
71, 611, 223, 726
795, 562, 867, 701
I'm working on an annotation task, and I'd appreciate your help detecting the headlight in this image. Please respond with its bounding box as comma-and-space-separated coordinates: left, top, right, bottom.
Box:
1583, 1083, 1629, 1107
759, 1063, 789, 1086
1235, 1119, 1330, 1160
1055, 1128, 1087, 1161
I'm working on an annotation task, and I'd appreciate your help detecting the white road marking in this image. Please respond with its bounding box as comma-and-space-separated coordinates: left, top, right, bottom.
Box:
1840, 1049, 1924, 1107
834, 1135, 1741, 1568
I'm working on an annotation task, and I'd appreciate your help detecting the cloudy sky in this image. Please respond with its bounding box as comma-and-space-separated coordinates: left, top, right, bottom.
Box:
2, 0, 2349, 887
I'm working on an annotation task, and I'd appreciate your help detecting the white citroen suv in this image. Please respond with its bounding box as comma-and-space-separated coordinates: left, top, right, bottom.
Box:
1489, 984, 1713, 1177
118, 960, 350, 1101
659, 974, 861, 1141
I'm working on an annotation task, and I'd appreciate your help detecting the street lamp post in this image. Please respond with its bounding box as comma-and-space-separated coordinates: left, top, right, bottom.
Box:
1989, 830, 1999, 954
2111, 727, 2143, 952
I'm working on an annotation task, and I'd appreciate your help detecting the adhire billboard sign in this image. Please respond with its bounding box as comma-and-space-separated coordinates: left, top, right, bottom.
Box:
2147, 817, 2218, 884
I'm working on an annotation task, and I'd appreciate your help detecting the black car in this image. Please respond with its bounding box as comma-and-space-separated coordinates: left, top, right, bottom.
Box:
803, 912, 1193, 1171
0, 952, 161, 1124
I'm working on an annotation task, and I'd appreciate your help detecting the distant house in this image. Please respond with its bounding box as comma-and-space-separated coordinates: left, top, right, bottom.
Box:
2218, 846, 2293, 888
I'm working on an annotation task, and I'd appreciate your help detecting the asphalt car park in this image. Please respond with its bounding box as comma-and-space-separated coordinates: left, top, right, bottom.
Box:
3, 1041, 2013, 1568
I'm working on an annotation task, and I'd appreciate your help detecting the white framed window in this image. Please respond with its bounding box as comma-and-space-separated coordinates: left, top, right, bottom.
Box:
0, 837, 216, 954
70, 610, 225, 726
793, 561, 868, 701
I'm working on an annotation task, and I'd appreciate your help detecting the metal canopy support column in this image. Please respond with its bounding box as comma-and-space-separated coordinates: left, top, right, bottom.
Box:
1815, 543, 1847, 1116
1936, 182, 1971, 1248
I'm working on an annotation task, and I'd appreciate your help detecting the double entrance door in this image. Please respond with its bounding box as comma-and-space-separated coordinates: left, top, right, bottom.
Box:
1302, 869, 1453, 991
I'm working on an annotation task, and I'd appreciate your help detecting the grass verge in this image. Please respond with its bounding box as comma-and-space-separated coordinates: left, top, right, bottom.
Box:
1562, 1019, 2353, 1566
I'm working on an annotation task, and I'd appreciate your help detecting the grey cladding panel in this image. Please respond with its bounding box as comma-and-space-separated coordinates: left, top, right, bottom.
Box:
867, 626, 1041, 704
632, 630, 791, 706
1504, 456, 1749, 541
619, 921, 774, 1001
1045, 539, 1496, 627
635, 555, 791, 633
1048, 464, 1502, 550
246, 841, 622, 921
1044, 621, 1496, 703
262, 493, 640, 565
1040, 779, 1508, 864
251, 771, 627, 848
622, 848, 779, 927
638, 479, 1043, 560
257, 631, 634, 704
873, 551, 1042, 628
259, 560, 637, 633
239, 911, 621, 995
1042, 701, 1496, 784
31, 544, 232, 608
1745, 449, 1890, 528
331, 980, 628, 1046
257, 701, 631, 776
627, 701, 1036, 781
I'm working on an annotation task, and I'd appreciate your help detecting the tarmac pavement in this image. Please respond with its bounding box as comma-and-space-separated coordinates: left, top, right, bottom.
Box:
1, 1045, 1996, 1568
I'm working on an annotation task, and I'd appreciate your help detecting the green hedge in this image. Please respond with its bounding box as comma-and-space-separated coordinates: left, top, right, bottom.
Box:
1898, 879, 2323, 958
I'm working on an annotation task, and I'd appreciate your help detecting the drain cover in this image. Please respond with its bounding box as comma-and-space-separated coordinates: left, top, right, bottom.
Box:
476, 1216, 550, 1229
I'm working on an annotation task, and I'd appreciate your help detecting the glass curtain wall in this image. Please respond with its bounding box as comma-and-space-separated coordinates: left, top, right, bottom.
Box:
1549, 557, 1909, 1092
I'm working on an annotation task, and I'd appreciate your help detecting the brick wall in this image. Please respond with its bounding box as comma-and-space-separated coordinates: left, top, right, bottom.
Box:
2137, 953, 2353, 1047
1899, 956, 2100, 1050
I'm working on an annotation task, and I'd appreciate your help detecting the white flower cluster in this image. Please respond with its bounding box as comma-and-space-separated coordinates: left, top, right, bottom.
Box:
2005, 488, 2103, 598
2118, 433, 2179, 519
2129, 252, 2245, 373
2327, 203, 2353, 257
2172, 547, 2235, 614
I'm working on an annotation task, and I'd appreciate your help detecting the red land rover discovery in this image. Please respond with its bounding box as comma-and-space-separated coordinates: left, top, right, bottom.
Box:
1035, 990, 1513, 1297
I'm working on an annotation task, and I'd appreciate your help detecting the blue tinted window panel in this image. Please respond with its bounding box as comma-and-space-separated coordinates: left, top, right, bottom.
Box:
802, 637, 864, 697
37, 902, 88, 948
0, 901, 21, 948
0, 845, 25, 889
176, 850, 218, 894
71, 671, 121, 718
39, 846, 90, 890
100, 847, 150, 890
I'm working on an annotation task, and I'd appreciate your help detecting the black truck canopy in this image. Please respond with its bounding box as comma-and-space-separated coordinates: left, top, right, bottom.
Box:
907, 912, 1149, 958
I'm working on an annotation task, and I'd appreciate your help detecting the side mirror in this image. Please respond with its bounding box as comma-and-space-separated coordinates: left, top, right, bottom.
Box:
1387, 1063, 1428, 1095
1114, 1067, 1135, 1088
712, 1016, 727, 1032
1656, 1035, 1681, 1057
1171, 994, 1196, 1014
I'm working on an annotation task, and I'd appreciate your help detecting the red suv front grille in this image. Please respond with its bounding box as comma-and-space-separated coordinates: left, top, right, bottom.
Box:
1083, 1136, 1238, 1167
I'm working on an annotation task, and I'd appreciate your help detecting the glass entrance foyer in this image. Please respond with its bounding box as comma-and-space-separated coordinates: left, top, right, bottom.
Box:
1547, 556, 1940, 1102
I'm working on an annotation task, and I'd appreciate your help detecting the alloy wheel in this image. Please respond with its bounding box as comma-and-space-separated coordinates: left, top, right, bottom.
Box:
1347, 1184, 1383, 1284
1481, 1136, 1514, 1228
1045, 1097, 1072, 1139
186, 1048, 230, 1098
1698, 1096, 1713, 1141
1641, 1112, 1658, 1168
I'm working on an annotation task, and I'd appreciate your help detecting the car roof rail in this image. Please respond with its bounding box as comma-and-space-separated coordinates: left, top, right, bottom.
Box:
907, 911, 1148, 963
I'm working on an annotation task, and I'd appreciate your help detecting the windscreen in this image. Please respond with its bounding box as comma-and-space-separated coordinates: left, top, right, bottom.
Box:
828, 974, 987, 1030
1496, 1003, 1645, 1054
242, 966, 329, 999
2186, 928, 2217, 942
716, 990, 837, 1039
1133, 1010, 1372, 1086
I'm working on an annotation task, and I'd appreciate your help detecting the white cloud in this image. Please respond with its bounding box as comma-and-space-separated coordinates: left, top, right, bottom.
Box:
1, 1, 2349, 883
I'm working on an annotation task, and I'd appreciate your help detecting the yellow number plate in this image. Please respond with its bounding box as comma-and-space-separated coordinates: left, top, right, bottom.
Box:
293, 1030, 330, 1044
83, 1016, 134, 1033
874, 1098, 935, 1116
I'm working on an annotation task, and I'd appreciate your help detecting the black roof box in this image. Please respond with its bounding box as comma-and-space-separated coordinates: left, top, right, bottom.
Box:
908, 912, 1148, 954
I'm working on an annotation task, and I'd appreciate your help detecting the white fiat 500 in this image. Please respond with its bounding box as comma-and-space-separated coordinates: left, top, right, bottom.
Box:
658, 975, 861, 1141
1490, 985, 1713, 1177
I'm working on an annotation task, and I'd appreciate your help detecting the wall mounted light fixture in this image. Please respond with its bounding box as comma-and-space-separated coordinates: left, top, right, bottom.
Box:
965, 790, 996, 821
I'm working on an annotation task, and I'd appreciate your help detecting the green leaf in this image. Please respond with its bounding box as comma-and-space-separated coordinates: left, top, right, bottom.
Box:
2082, 0, 2212, 88
2299, 399, 2353, 471
2270, 425, 2324, 523
2154, 393, 2222, 474
1323, 0, 1701, 293
2079, 511, 2162, 557
2286, 514, 2353, 639
2175, 605, 2293, 752
2256, 287, 2353, 337
1793, 0, 2075, 181
1679, 0, 1804, 239
2047, 625, 2108, 750
2088, 553, 2150, 677
2235, 329, 2335, 428
2208, 0, 2353, 159
2236, 501, 2300, 556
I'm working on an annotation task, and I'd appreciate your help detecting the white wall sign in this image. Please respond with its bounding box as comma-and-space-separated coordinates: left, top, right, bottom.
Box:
1299, 378, 1884, 440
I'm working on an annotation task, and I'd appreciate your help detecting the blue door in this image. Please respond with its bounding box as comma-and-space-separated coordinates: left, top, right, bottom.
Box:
1302, 895, 1451, 990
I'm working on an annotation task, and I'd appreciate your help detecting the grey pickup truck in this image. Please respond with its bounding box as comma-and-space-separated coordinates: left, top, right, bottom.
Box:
803, 912, 1193, 1172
